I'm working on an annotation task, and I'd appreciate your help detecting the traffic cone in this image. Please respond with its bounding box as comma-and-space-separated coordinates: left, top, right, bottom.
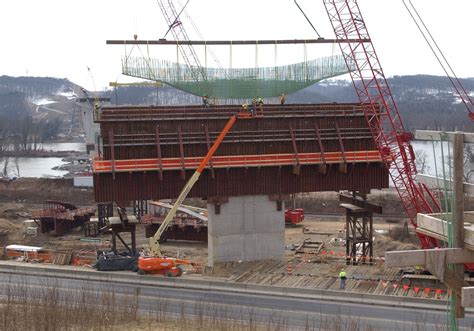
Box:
287, 263, 293, 275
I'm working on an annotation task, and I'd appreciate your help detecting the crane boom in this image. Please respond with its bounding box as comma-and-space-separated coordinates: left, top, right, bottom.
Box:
156, 0, 206, 82
322, 0, 437, 248
149, 115, 237, 256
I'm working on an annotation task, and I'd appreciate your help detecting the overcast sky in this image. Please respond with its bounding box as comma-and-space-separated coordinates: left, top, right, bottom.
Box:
1, 0, 472, 90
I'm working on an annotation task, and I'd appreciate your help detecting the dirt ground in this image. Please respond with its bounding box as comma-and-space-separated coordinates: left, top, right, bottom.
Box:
0, 178, 94, 205
0, 178, 423, 281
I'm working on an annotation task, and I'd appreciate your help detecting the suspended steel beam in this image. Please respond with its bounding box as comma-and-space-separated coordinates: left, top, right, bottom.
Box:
106, 38, 370, 46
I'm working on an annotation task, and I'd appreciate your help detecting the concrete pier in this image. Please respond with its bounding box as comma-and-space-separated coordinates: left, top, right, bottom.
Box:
207, 195, 285, 267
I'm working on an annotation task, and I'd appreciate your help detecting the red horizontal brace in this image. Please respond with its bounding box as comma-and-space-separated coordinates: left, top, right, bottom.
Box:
93, 151, 382, 174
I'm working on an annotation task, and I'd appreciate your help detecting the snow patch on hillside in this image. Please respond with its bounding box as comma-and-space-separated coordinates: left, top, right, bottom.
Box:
30, 98, 56, 106
57, 91, 77, 99
56, 86, 77, 100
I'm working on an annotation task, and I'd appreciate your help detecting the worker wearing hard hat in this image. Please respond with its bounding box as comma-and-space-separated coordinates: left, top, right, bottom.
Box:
339, 268, 347, 289
279, 93, 286, 105
202, 95, 209, 107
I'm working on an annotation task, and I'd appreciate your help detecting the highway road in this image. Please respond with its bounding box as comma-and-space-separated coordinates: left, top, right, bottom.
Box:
0, 271, 472, 330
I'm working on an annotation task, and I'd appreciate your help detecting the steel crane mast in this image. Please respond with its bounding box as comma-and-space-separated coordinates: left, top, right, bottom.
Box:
156, 0, 206, 82
322, 0, 437, 248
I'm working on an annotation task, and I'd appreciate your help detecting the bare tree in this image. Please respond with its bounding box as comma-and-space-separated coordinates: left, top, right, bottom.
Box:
1, 157, 8, 177
415, 149, 430, 174
464, 144, 474, 183
443, 144, 474, 183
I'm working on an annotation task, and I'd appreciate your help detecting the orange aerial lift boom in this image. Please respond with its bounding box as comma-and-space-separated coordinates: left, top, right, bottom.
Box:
138, 114, 237, 276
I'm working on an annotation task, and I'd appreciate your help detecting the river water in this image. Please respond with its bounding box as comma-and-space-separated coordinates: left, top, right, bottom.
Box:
411, 140, 453, 177
1, 142, 85, 178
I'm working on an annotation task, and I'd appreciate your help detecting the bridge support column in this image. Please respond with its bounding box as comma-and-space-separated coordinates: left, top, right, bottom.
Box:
207, 195, 285, 267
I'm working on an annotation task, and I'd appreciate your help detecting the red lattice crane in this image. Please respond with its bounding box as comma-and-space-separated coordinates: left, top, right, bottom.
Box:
322, 0, 438, 248
156, 0, 206, 82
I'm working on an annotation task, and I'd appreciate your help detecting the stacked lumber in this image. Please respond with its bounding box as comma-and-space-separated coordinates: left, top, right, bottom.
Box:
53, 250, 73, 265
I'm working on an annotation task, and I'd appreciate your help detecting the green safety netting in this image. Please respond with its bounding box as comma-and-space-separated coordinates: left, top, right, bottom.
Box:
122, 55, 349, 99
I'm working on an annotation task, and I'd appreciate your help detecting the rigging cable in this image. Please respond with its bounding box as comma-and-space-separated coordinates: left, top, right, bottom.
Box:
402, 0, 473, 119
294, 0, 323, 39
160, 0, 190, 40
177, 0, 226, 75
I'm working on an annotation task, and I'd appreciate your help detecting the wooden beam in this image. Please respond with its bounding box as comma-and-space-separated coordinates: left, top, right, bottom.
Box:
339, 203, 365, 212
205, 124, 215, 179
106, 38, 371, 46
461, 287, 474, 307
415, 130, 474, 143
334, 121, 347, 173
314, 121, 327, 174
416, 228, 474, 251
417, 213, 474, 248
339, 193, 382, 214
155, 126, 163, 181
386, 248, 468, 297
385, 248, 474, 268
415, 174, 474, 196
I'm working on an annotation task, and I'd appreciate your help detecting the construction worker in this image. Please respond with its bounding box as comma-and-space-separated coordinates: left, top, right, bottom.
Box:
202, 95, 209, 107
415, 264, 423, 275
241, 103, 250, 115
339, 268, 347, 289
279, 93, 286, 105
251, 98, 257, 116
256, 97, 264, 113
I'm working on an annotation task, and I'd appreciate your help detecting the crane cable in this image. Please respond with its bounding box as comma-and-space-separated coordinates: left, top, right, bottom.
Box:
174, 0, 227, 79
293, 0, 323, 39
402, 0, 473, 118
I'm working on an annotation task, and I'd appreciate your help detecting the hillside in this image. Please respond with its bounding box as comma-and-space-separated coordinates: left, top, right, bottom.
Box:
0, 74, 472, 142
104, 74, 473, 131
0, 76, 85, 150
290, 75, 474, 131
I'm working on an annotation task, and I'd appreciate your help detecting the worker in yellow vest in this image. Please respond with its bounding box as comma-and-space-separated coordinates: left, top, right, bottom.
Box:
339, 268, 347, 289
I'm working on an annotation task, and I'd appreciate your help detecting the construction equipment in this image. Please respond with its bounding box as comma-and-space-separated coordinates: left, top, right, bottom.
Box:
285, 208, 304, 226
322, 0, 439, 249
138, 114, 237, 276
156, 0, 205, 82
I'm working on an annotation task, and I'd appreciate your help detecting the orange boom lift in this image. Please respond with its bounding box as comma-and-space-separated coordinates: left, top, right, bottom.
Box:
138, 115, 237, 276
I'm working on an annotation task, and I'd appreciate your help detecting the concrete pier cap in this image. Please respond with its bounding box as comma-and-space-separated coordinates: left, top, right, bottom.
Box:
207, 195, 285, 267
